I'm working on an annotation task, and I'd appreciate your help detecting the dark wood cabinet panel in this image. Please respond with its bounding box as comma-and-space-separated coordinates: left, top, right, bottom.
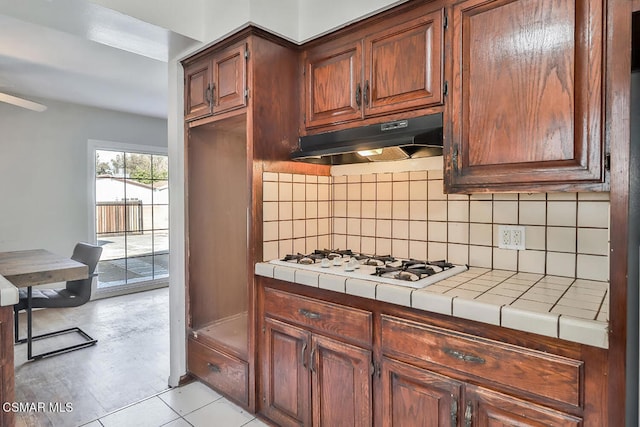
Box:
446, 0, 606, 192
184, 57, 213, 121
311, 334, 372, 427
263, 287, 373, 347
188, 338, 249, 405
304, 40, 363, 128
302, 2, 445, 131
261, 318, 310, 427
465, 384, 582, 427
213, 43, 247, 114
184, 42, 247, 122
364, 9, 443, 117
381, 357, 462, 427
381, 315, 583, 409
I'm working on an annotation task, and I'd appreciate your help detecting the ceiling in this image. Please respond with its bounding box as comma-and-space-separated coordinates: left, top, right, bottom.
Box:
0, 0, 199, 118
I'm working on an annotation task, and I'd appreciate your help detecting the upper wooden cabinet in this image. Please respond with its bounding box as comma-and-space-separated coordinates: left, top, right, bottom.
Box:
185, 42, 247, 121
302, 3, 444, 130
445, 0, 607, 193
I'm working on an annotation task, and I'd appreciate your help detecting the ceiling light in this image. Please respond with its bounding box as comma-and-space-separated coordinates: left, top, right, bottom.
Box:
0, 93, 47, 112
357, 148, 383, 157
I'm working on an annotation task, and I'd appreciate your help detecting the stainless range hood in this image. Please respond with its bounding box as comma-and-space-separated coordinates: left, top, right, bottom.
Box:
291, 113, 443, 165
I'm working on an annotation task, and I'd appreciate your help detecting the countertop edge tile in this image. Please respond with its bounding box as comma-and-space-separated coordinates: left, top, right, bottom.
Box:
254, 263, 275, 278
345, 278, 377, 300
501, 306, 559, 339
0, 275, 18, 306
412, 291, 453, 316
559, 316, 609, 349
376, 283, 412, 307
452, 298, 501, 326
273, 266, 296, 283
318, 275, 347, 293
294, 270, 319, 287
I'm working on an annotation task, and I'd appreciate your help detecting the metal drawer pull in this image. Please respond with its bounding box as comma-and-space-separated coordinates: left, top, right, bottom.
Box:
207, 362, 221, 373
298, 308, 321, 320
444, 348, 485, 364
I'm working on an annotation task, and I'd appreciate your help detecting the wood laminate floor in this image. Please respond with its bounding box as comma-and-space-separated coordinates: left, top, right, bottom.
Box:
14, 287, 170, 427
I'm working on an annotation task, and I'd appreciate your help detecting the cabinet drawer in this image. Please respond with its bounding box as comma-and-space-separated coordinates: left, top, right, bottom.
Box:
264, 288, 372, 347
381, 315, 583, 408
188, 338, 248, 406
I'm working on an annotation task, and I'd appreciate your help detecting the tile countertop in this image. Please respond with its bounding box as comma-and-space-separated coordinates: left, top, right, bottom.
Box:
255, 263, 609, 349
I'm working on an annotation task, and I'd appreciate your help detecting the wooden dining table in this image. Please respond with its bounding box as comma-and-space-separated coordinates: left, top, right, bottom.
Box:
0, 249, 88, 360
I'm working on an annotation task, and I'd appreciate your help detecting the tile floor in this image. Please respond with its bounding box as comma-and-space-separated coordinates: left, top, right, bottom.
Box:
81, 381, 269, 427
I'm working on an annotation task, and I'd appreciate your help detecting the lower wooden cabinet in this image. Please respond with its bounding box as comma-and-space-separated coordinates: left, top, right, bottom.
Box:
381, 357, 462, 426
260, 288, 373, 427
465, 385, 582, 427
261, 318, 310, 426
258, 278, 604, 426
312, 334, 372, 427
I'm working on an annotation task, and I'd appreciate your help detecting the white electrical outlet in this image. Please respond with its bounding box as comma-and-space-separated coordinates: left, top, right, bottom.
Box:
498, 225, 526, 250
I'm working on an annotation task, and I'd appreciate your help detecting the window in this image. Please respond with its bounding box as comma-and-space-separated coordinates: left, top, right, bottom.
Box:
92, 145, 169, 294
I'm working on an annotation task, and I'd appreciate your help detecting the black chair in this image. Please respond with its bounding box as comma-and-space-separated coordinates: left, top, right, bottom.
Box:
13, 242, 103, 360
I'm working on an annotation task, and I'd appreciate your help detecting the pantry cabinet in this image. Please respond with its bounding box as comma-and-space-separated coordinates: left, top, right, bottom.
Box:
445, 0, 608, 193
302, 1, 444, 130
183, 28, 300, 412
260, 287, 373, 426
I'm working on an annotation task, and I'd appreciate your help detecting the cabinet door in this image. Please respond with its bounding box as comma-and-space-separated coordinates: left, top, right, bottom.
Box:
212, 43, 247, 115
447, 0, 605, 192
184, 57, 212, 121
311, 334, 372, 427
381, 357, 462, 427
464, 385, 582, 427
261, 318, 311, 427
304, 40, 363, 128
364, 9, 443, 117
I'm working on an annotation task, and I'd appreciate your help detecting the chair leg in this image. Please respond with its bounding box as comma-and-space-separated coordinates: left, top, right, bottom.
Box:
24, 327, 98, 360
14, 300, 98, 360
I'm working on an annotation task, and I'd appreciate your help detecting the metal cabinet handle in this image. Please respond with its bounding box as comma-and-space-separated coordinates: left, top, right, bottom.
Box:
298, 308, 321, 320
207, 362, 221, 373
301, 342, 308, 369
464, 401, 472, 427
364, 80, 370, 105
205, 84, 212, 107
444, 348, 485, 364
450, 396, 458, 427
310, 346, 316, 373
211, 83, 216, 106
355, 83, 362, 107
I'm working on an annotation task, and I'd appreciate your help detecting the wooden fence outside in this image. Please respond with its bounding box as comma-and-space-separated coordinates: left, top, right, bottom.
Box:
96, 201, 143, 234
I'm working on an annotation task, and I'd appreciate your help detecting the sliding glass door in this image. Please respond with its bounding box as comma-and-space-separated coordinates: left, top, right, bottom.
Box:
94, 147, 169, 294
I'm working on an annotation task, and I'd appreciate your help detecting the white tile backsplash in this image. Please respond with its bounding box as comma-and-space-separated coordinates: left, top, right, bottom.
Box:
262, 171, 610, 282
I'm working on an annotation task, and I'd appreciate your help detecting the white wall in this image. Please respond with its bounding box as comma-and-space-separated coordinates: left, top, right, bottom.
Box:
0, 99, 167, 256
298, 0, 407, 42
